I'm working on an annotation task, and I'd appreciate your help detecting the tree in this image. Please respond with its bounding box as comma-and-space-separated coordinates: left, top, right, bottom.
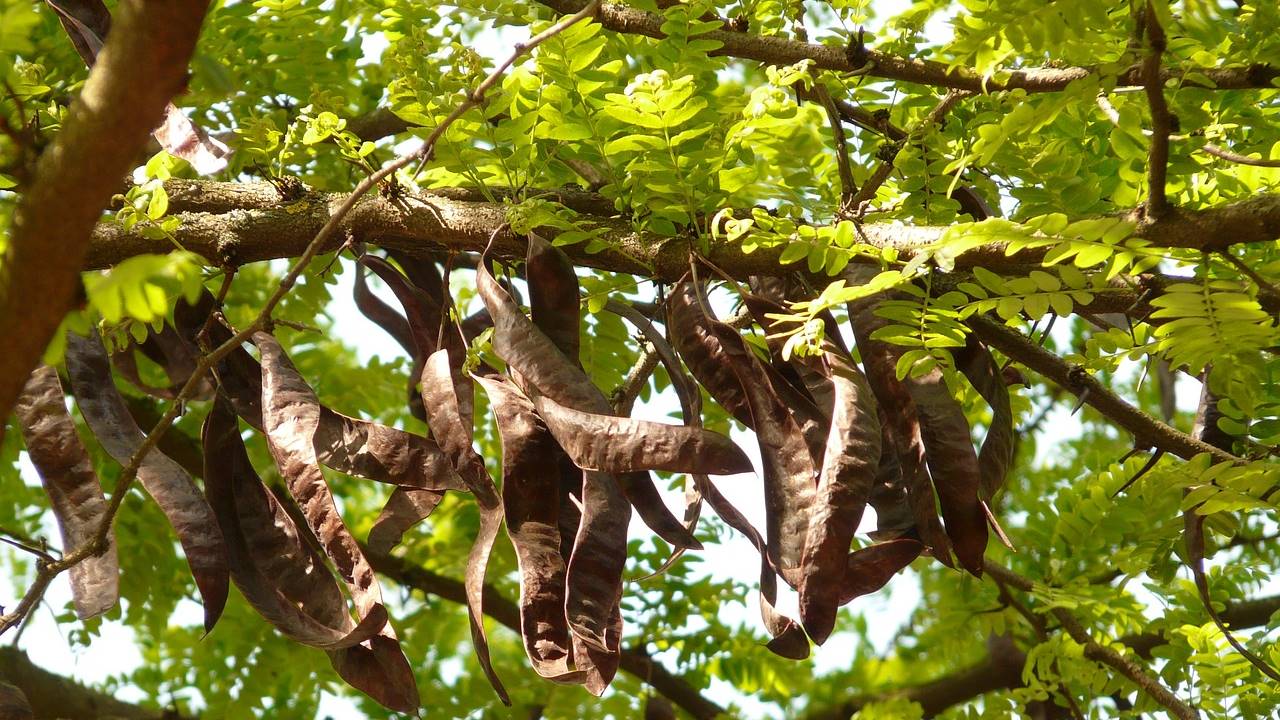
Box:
1, 0, 1279, 717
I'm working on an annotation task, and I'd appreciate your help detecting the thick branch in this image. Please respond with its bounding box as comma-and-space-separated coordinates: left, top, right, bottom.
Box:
537, 0, 1279, 94
0, 0, 211, 435
365, 547, 727, 720
86, 181, 1280, 281
0, 646, 182, 719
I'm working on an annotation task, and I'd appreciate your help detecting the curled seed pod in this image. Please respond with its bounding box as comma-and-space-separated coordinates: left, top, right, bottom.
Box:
476, 259, 697, 549
952, 335, 1015, 501
202, 396, 388, 650
667, 281, 815, 582
366, 487, 444, 555
475, 375, 585, 684
255, 331, 419, 713
420, 350, 510, 703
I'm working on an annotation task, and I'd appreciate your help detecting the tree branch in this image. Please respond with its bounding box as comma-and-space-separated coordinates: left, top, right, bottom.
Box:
968, 316, 1242, 465
0, 646, 186, 720
84, 181, 1280, 281
984, 563, 1198, 720
536, 0, 1279, 95
0, 0, 212, 438
1140, 2, 1172, 218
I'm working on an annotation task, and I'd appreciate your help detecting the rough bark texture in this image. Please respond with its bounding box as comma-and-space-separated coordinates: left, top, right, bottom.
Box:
0, 0, 211, 432
84, 181, 1280, 280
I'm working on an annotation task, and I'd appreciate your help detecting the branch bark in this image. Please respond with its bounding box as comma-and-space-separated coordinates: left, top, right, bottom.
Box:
968, 316, 1242, 464
537, 0, 1279, 95
0, 0, 212, 435
84, 181, 1280, 282
0, 646, 184, 720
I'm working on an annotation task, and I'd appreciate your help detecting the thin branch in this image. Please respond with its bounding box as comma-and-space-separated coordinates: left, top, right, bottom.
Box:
536, 0, 1279, 94
810, 82, 858, 213
1201, 143, 1280, 168
1140, 2, 1172, 218
1218, 250, 1280, 302
849, 89, 970, 212
968, 316, 1242, 465
984, 562, 1199, 720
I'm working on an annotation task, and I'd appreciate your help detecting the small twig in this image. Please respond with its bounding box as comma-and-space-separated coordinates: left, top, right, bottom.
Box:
1218, 251, 1280, 302
411, 0, 603, 178
612, 341, 661, 416
1140, 1, 1172, 218
0, 535, 54, 562
849, 89, 971, 212
985, 562, 1200, 720
810, 82, 858, 214
1200, 143, 1280, 168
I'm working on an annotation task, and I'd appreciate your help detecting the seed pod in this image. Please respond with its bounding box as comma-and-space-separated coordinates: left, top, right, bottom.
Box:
475, 375, 584, 684
14, 366, 118, 621
255, 331, 418, 712
64, 329, 228, 631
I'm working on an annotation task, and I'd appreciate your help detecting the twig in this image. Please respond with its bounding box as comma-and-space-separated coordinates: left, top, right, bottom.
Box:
411, 0, 603, 178
1218, 250, 1280, 302
0, 1, 605, 638
1200, 143, 1280, 168
849, 90, 971, 212
984, 562, 1200, 720
810, 82, 858, 214
1140, 1, 1172, 218
968, 316, 1241, 465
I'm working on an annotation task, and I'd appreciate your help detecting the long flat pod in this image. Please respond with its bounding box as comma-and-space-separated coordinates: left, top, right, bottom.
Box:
952, 336, 1015, 501
475, 375, 584, 684
175, 304, 463, 492
531, 392, 751, 476
64, 330, 228, 631
254, 332, 419, 712
201, 397, 388, 650
797, 349, 881, 645
846, 296, 953, 567
572, 588, 623, 695
900, 365, 988, 576
476, 260, 697, 549
526, 233, 581, 363
419, 350, 510, 703
838, 538, 925, 606
367, 487, 445, 554
353, 259, 415, 357
667, 281, 816, 581
701, 480, 808, 660
14, 366, 118, 620
566, 470, 630, 655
